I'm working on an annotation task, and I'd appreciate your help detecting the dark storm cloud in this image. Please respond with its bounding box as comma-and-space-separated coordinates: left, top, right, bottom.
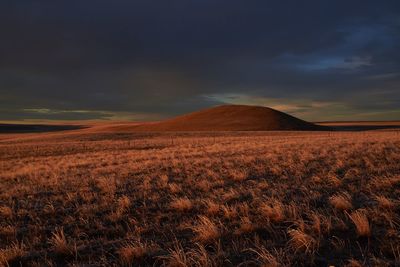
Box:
1, 0, 400, 121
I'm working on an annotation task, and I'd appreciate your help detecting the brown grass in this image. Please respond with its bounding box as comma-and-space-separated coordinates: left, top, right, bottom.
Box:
0, 242, 25, 267
117, 195, 131, 212
248, 246, 280, 267
345, 259, 364, 267
191, 216, 220, 244
0, 129, 399, 265
170, 197, 194, 212
117, 240, 154, 266
0, 206, 13, 219
159, 241, 189, 267
348, 210, 371, 237
259, 199, 286, 223
375, 195, 395, 210
204, 199, 220, 216
329, 192, 353, 211
49, 228, 72, 256
288, 229, 317, 254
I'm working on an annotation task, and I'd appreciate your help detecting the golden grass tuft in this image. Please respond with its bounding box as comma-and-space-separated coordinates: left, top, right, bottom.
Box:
170, 197, 193, 212
189, 242, 217, 267
345, 259, 364, 267
168, 183, 182, 194
348, 210, 371, 237
235, 217, 255, 235
259, 200, 285, 223
221, 205, 238, 219
0, 225, 16, 241
118, 241, 152, 265
248, 246, 279, 267
0, 242, 25, 266
49, 228, 72, 256
191, 216, 220, 244
159, 174, 169, 187
196, 179, 211, 192
329, 192, 352, 211
158, 241, 189, 267
204, 199, 220, 216
375, 195, 395, 210
288, 229, 317, 254
0, 206, 13, 219
310, 213, 322, 236
117, 195, 131, 213
230, 170, 248, 182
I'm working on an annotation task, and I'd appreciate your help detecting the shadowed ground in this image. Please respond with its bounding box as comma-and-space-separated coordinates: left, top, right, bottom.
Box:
317, 121, 400, 131
0, 124, 85, 133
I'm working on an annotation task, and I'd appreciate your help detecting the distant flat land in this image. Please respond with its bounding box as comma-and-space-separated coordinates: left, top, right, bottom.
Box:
1, 120, 399, 136
317, 121, 400, 131
0, 123, 85, 133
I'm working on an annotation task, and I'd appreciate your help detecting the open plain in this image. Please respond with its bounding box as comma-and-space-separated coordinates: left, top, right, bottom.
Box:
0, 125, 400, 266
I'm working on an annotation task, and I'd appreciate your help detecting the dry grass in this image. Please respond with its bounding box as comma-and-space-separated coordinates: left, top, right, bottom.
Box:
375, 195, 395, 210
329, 192, 353, 211
259, 199, 285, 223
49, 228, 72, 256
118, 240, 153, 266
345, 259, 364, 267
0, 129, 399, 266
117, 195, 131, 212
348, 210, 371, 237
159, 241, 189, 267
191, 216, 220, 244
288, 229, 317, 254
0, 206, 12, 219
204, 199, 220, 216
235, 216, 255, 235
229, 170, 248, 182
248, 246, 280, 267
159, 174, 169, 187
0, 242, 25, 267
170, 197, 194, 212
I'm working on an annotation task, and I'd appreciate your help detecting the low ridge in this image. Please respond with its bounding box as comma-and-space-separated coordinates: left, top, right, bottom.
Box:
132, 105, 325, 131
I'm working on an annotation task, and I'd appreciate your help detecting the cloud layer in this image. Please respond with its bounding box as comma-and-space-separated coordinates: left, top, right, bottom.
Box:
1, 0, 400, 121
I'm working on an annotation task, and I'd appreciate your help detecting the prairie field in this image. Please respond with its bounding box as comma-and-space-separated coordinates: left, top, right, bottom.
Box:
0, 128, 400, 266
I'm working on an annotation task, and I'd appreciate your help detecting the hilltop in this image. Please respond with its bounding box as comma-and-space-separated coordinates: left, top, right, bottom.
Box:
132, 105, 324, 131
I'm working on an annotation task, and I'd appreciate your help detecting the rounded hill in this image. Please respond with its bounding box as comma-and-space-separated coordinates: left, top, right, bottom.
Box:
132, 105, 325, 131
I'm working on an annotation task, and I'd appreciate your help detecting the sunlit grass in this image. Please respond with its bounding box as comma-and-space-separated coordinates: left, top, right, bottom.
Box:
0, 130, 399, 265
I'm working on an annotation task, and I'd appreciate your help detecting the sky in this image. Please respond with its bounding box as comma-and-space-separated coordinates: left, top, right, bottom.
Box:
1, 0, 400, 122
